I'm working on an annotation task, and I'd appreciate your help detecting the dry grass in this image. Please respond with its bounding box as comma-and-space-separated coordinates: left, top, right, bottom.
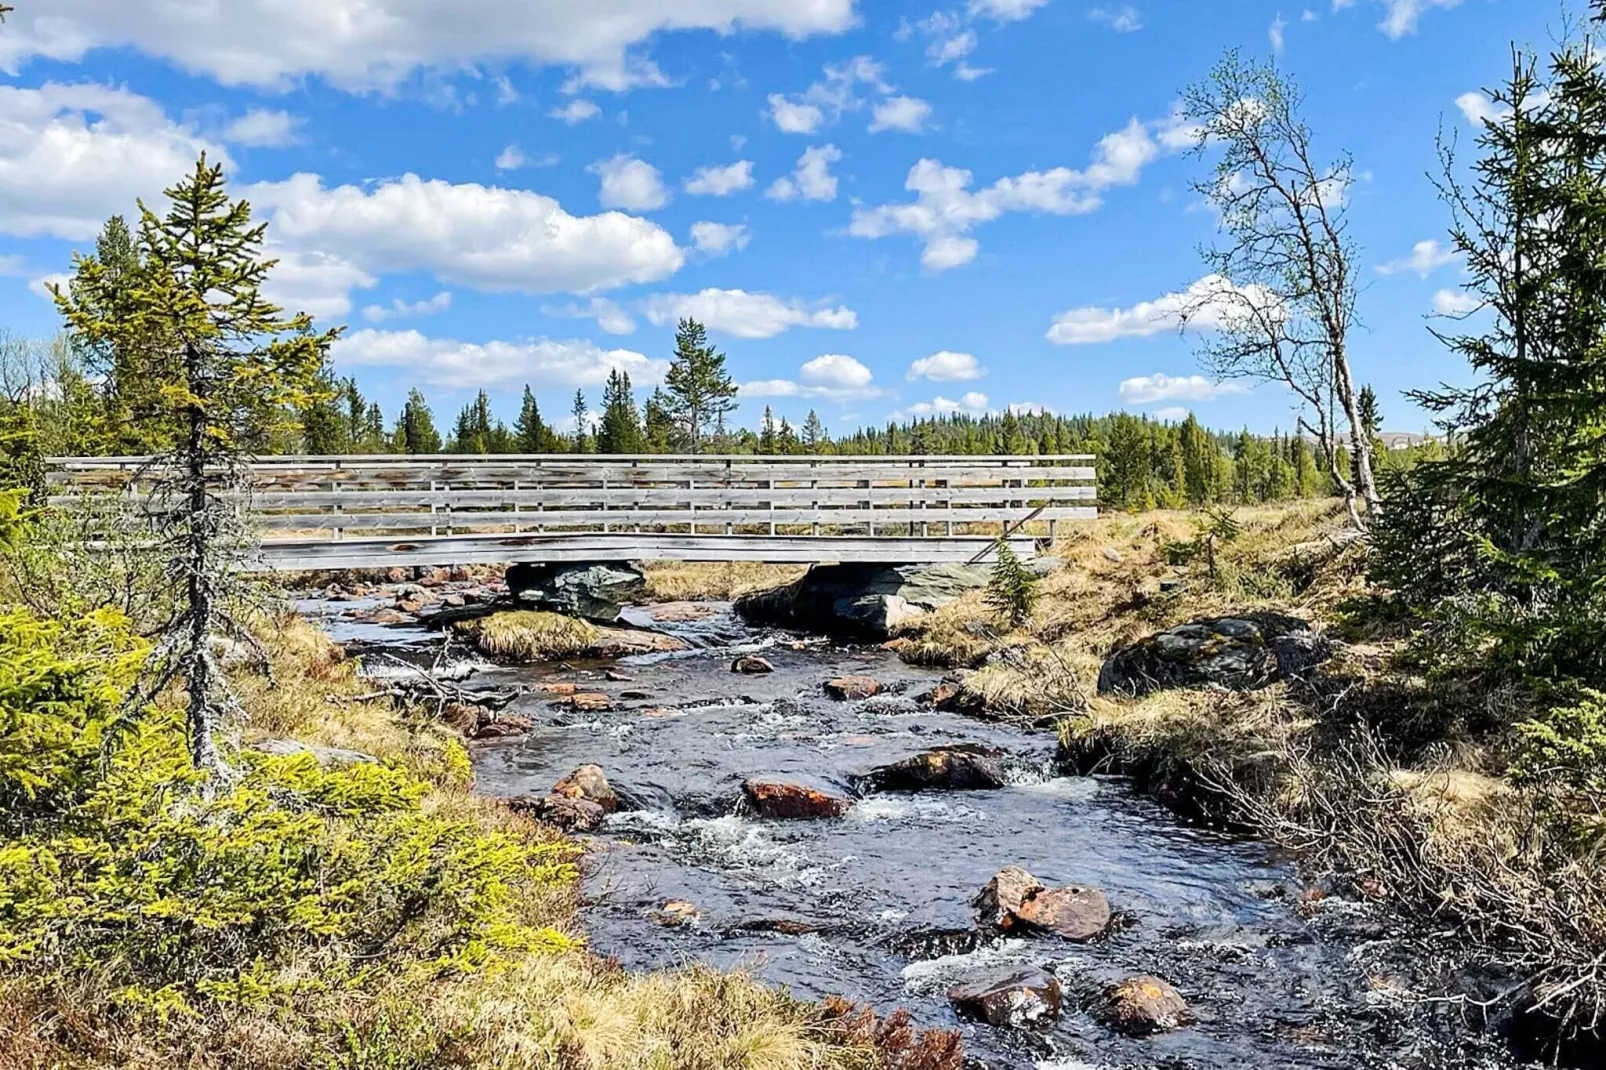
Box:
0, 957, 905, 1070
454, 610, 601, 661
891, 500, 1358, 720
639, 561, 806, 603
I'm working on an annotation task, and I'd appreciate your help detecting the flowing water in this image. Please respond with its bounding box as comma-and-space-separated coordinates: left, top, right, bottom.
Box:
304, 596, 1530, 1070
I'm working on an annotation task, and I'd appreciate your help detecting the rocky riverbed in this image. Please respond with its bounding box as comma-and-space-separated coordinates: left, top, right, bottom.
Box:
298, 579, 1533, 1070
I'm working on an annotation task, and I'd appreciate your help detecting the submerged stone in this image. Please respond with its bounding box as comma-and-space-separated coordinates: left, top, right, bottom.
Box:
824, 675, 882, 700
862, 744, 1007, 792
1096, 975, 1192, 1035
948, 967, 1063, 1028
552, 764, 620, 812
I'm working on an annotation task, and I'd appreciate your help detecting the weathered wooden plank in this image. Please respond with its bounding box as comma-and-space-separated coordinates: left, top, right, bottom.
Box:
203, 485, 1094, 509
51, 453, 1095, 467
249, 506, 1100, 531
252, 533, 1041, 569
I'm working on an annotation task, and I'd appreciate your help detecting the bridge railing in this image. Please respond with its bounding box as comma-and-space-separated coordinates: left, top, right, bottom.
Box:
47, 454, 1098, 543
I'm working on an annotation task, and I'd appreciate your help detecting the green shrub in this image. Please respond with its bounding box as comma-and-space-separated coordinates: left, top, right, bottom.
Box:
1515, 689, 1606, 797
0, 605, 577, 1016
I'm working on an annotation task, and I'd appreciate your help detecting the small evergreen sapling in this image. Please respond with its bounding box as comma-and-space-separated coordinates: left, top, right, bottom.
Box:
986, 541, 1039, 630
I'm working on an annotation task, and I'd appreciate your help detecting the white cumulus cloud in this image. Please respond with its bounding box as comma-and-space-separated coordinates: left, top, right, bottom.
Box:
0, 1, 858, 93
1375, 0, 1462, 39
742, 354, 881, 402
767, 144, 842, 202
331, 328, 668, 389
223, 108, 303, 147
590, 153, 669, 211
870, 95, 933, 134
1045, 275, 1271, 345
361, 291, 453, 323
849, 112, 1188, 271
892, 392, 991, 419
545, 296, 638, 335
689, 221, 750, 257
643, 288, 856, 339
1118, 373, 1247, 405
1433, 287, 1479, 316
260, 247, 378, 320
907, 350, 985, 381
249, 172, 684, 295
1088, 6, 1143, 31
684, 160, 755, 196
1377, 239, 1457, 277
0, 82, 230, 240
550, 98, 602, 124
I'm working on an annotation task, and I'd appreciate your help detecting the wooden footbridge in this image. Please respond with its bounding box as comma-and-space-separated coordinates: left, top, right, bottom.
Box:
47, 454, 1097, 570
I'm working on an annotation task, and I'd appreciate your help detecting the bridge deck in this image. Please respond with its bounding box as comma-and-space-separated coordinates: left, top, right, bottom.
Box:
48, 453, 1098, 567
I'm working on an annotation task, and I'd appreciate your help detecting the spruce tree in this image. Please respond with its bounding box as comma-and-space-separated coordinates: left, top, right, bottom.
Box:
802, 410, 827, 454
394, 389, 442, 454
514, 385, 547, 453
643, 388, 675, 453
596, 369, 644, 453
987, 541, 1039, 630
1377, 31, 1606, 677
53, 155, 336, 777
570, 389, 592, 453
663, 318, 737, 453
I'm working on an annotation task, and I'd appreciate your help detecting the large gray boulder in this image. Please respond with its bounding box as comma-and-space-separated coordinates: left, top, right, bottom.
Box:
505, 562, 647, 623
1097, 611, 1332, 697
734, 562, 989, 638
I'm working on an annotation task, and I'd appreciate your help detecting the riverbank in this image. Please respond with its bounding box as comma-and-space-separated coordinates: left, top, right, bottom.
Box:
888, 501, 1604, 1058
0, 611, 920, 1070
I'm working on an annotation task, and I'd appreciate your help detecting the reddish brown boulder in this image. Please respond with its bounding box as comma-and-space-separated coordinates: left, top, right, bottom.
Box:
948, 968, 1063, 1028
921, 680, 963, 709
536, 681, 579, 696
367, 608, 409, 624
1015, 884, 1111, 941
742, 777, 852, 820
971, 866, 1044, 931
732, 655, 775, 675
1096, 976, 1191, 1036
552, 764, 619, 812
825, 675, 883, 700
567, 692, 613, 713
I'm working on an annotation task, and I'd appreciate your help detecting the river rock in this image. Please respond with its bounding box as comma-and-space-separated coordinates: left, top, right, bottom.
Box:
1015, 884, 1111, 941
552, 764, 619, 812
742, 777, 852, 819
971, 865, 1043, 931
1096, 976, 1191, 1035
862, 744, 1007, 792
735, 562, 991, 639
656, 900, 701, 927
586, 627, 692, 657
824, 675, 882, 701
470, 712, 534, 739
1097, 612, 1334, 697
367, 608, 409, 625
505, 561, 648, 623
567, 692, 613, 713
647, 601, 720, 623
948, 968, 1063, 1028
972, 866, 1111, 940
732, 655, 775, 675
254, 739, 379, 767
524, 794, 607, 832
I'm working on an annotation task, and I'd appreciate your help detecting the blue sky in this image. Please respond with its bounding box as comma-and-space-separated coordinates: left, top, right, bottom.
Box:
0, 0, 1556, 437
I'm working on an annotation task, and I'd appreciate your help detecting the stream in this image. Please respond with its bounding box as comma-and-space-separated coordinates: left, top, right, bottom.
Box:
304, 594, 1531, 1070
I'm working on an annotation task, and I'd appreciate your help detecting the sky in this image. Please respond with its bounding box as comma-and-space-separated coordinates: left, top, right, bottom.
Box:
0, 0, 1561, 438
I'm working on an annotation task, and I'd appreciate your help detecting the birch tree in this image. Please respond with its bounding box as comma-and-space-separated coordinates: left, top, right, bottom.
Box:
1182, 52, 1379, 529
